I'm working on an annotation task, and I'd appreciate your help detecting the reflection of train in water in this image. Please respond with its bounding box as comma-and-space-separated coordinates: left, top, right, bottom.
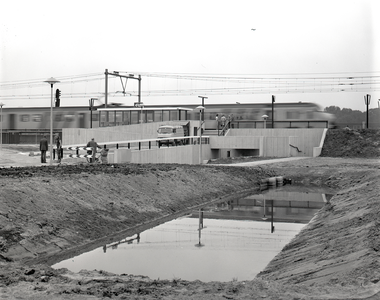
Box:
0, 102, 335, 142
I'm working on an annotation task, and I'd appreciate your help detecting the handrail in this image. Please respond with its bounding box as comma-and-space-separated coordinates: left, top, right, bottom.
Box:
63, 135, 210, 151
231, 120, 329, 129
219, 120, 230, 136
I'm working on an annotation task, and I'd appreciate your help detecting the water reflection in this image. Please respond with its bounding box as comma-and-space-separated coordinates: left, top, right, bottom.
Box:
52, 186, 335, 282
196, 209, 205, 247
205, 187, 333, 225
103, 234, 141, 253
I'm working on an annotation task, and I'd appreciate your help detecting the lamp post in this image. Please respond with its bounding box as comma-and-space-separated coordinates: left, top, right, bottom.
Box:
271, 95, 275, 128
262, 114, 268, 129
195, 106, 205, 164
89, 98, 97, 128
44, 77, 60, 165
364, 94, 371, 129
139, 103, 144, 123
0, 102, 4, 153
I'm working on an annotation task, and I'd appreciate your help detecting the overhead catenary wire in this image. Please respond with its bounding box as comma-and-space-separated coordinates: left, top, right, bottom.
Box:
1, 71, 379, 104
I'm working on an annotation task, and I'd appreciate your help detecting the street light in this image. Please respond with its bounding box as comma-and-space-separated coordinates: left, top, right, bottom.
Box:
89, 98, 98, 128
0, 102, 4, 153
271, 95, 275, 128
195, 105, 205, 164
262, 114, 268, 129
44, 77, 60, 165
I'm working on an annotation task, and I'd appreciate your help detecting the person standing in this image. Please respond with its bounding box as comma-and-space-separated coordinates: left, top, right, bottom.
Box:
86, 138, 101, 163
55, 135, 62, 163
100, 145, 109, 164
220, 115, 226, 128
40, 135, 48, 163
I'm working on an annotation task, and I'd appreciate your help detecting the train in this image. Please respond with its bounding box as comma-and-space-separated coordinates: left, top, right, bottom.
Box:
0, 102, 336, 143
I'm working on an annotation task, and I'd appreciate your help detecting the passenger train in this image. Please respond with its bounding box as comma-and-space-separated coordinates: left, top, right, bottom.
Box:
0, 102, 335, 133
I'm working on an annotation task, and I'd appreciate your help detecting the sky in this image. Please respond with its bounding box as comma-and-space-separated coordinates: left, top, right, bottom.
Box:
1, 0, 379, 111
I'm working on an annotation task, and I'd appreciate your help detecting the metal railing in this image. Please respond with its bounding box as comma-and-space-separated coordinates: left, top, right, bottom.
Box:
230, 120, 330, 129
63, 136, 210, 154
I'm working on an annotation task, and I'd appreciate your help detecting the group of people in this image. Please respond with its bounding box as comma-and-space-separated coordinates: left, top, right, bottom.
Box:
215, 114, 233, 130
39, 135, 109, 164
86, 138, 109, 163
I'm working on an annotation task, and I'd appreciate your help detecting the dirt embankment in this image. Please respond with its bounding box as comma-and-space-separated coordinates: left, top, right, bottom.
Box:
0, 164, 274, 264
321, 128, 380, 158
1, 129, 380, 299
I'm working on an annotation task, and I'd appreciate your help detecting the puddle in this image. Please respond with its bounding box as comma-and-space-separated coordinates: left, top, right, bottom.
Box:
52, 185, 335, 282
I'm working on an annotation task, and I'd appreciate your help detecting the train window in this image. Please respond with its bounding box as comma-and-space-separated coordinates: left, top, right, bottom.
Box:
169, 110, 178, 121
131, 111, 139, 124
147, 111, 154, 122
32, 114, 42, 122
139, 110, 146, 123
204, 112, 215, 120
162, 111, 169, 121
122, 111, 129, 125
92, 113, 99, 122
154, 111, 162, 122
115, 112, 123, 123
55, 114, 63, 122
100, 111, 107, 124
20, 114, 30, 122
286, 111, 300, 119
64, 114, 75, 122
179, 110, 187, 121
108, 112, 115, 124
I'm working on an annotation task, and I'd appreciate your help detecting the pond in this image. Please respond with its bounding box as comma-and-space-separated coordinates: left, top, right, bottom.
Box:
52, 185, 335, 282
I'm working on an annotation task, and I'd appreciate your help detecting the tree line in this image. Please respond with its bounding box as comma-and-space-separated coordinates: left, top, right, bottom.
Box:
324, 106, 380, 129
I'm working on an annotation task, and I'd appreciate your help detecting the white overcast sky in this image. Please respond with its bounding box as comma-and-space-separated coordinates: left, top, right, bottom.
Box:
1, 0, 379, 111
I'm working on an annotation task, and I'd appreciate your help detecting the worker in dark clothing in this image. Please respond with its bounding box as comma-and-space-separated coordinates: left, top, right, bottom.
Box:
40, 135, 48, 163
86, 138, 101, 163
55, 135, 62, 163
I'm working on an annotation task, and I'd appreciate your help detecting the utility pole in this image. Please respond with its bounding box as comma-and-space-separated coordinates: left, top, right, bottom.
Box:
105, 69, 108, 108
198, 96, 208, 122
364, 94, 371, 129
138, 75, 142, 104
105, 70, 142, 106
271, 95, 275, 128
89, 98, 97, 128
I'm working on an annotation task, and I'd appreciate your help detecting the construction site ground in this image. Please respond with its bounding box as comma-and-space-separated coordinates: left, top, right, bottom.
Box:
0, 128, 379, 299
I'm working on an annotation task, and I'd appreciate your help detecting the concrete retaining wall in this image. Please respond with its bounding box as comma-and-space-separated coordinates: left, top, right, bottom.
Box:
110, 144, 211, 165
212, 128, 325, 157
63, 125, 326, 164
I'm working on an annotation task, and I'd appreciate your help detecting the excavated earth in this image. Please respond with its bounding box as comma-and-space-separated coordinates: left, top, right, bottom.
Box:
0, 129, 380, 299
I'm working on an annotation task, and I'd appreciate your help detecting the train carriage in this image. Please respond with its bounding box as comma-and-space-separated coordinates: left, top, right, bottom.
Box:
0, 102, 335, 143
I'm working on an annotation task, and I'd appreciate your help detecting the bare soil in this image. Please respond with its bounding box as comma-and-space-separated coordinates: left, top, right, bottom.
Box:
0, 129, 380, 299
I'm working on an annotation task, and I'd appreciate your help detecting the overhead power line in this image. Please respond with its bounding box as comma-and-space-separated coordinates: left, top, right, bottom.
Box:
1, 71, 379, 103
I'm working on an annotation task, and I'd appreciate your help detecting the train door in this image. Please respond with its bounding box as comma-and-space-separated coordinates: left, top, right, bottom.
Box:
9, 114, 16, 130
78, 113, 86, 128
